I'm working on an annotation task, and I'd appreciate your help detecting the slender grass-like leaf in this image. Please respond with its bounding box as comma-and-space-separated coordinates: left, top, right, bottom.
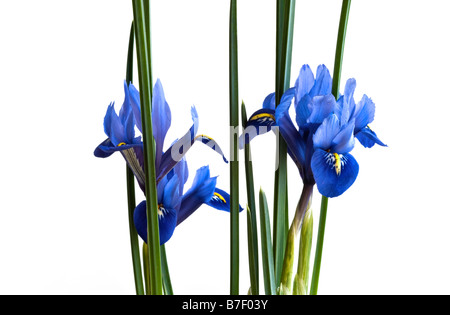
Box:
242, 102, 259, 295
273, 0, 295, 287
160, 245, 173, 295
131, 0, 162, 295
143, 243, 150, 294
125, 22, 145, 296
259, 189, 276, 295
229, 0, 240, 295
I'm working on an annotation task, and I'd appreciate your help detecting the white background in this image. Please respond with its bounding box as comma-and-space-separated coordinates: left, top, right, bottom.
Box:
0, 0, 449, 295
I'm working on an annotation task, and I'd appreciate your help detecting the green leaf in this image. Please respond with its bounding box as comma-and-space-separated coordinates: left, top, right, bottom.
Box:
229, 0, 240, 295
242, 102, 259, 295
273, 0, 296, 288
259, 189, 276, 295
131, 0, 162, 295
160, 245, 173, 295
124, 22, 145, 296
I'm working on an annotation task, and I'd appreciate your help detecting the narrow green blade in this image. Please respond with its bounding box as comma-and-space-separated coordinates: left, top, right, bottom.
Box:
259, 189, 276, 295
242, 102, 259, 295
131, 0, 162, 295
273, 0, 295, 287
229, 0, 240, 295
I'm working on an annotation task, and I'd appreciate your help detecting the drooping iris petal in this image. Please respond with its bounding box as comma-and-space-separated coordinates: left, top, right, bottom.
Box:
177, 166, 217, 225
353, 94, 375, 132
133, 200, 178, 245
355, 126, 387, 148
262, 92, 276, 110
311, 149, 359, 198
152, 79, 172, 168
275, 92, 306, 168
294, 64, 315, 104
206, 188, 243, 212
194, 135, 228, 163
239, 108, 276, 149
134, 173, 180, 245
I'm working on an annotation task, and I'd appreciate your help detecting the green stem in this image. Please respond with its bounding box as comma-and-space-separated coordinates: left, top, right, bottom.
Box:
310, 196, 328, 295
229, 0, 240, 295
279, 184, 313, 294
273, 0, 295, 287
310, 0, 352, 295
131, 0, 162, 295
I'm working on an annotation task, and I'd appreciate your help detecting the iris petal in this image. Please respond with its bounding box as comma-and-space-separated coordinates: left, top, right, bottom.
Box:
162, 173, 181, 211
129, 83, 142, 133
310, 64, 332, 96
206, 188, 243, 212
356, 126, 387, 148
156, 106, 199, 182
262, 92, 276, 110
195, 135, 229, 163
307, 95, 338, 124
177, 166, 217, 225
152, 79, 172, 168
275, 93, 306, 167
354, 94, 376, 132
294, 64, 315, 103
339, 78, 356, 126
313, 114, 340, 150
239, 108, 276, 149
331, 119, 356, 154
133, 200, 178, 245
311, 149, 359, 198
295, 94, 312, 129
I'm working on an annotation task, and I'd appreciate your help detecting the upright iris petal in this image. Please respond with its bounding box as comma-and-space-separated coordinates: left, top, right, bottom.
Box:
152, 79, 172, 169
337, 78, 387, 148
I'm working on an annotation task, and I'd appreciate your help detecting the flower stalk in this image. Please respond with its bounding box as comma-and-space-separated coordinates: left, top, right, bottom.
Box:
310, 0, 352, 295
293, 206, 313, 295
278, 184, 313, 294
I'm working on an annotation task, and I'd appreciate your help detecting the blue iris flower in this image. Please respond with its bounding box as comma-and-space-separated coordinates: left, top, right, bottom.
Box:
240, 64, 386, 198
94, 80, 238, 244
